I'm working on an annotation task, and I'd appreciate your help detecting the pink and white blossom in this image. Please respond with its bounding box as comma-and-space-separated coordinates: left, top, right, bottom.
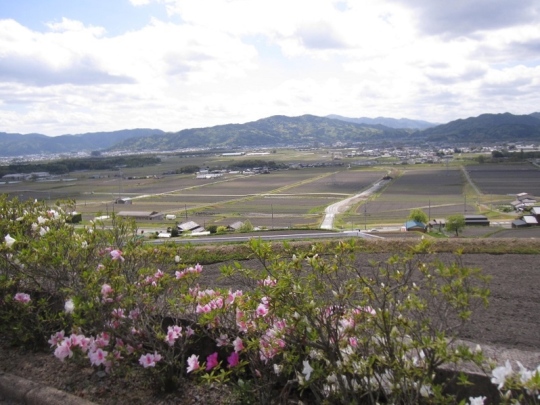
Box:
186, 354, 200, 373
89, 348, 108, 367
14, 292, 31, 303
256, 303, 269, 317
110, 249, 124, 262
48, 331, 65, 347
216, 334, 229, 347
165, 325, 182, 346
233, 337, 244, 352
139, 352, 162, 368
54, 340, 73, 361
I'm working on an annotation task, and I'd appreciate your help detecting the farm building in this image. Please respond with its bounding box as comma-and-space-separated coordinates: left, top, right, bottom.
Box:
117, 211, 163, 220
428, 218, 445, 231
512, 219, 528, 228
115, 197, 133, 204
522, 215, 539, 226
530, 207, 540, 221
177, 221, 205, 233
227, 221, 245, 231
464, 215, 490, 226
404, 220, 427, 232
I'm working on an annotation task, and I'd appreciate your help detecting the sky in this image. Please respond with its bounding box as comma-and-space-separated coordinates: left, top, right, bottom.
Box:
0, 0, 539, 136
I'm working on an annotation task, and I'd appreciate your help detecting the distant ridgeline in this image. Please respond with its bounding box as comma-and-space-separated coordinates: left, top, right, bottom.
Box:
1, 112, 540, 157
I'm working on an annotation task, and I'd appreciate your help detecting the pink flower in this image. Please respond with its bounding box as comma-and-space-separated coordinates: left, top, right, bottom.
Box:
129, 308, 141, 320
110, 249, 124, 262
186, 354, 200, 373
185, 326, 195, 337
196, 303, 211, 313
54, 340, 73, 361
349, 337, 358, 348
227, 352, 239, 368
101, 284, 113, 297
111, 308, 126, 319
89, 348, 108, 366
139, 352, 162, 368
233, 337, 244, 352
216, 334, 229, 347
14, 292, 31, 303
94, 332, 110, 348
48, 331, 65, 347
256, 303, 269, 317
154, 269, 164, 279
206, 352, 219, 371
165, 325, 182, 346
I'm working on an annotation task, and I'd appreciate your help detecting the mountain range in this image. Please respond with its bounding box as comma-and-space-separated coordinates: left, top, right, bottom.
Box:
1, 113, 539, 157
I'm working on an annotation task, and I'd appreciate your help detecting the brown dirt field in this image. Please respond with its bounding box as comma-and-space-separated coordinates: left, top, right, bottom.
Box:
200, 252, 540, 352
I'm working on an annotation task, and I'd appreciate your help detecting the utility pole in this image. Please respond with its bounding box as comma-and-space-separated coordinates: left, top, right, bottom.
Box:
364, 202, 367, 230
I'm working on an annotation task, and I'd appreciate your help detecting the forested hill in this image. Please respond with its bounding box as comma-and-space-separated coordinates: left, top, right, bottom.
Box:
3, 112, 540, 157
0, 129, 164, 157
421, 112, 540, 143
326, 115, 437, 130
110, 115, 415, 151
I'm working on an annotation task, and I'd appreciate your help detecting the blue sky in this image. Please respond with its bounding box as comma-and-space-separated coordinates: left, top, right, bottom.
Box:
1, 0, 539, 135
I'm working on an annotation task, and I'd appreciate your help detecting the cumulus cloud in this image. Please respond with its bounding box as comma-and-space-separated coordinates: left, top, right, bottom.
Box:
1, 0, 540, 135
388, 0, 540, 37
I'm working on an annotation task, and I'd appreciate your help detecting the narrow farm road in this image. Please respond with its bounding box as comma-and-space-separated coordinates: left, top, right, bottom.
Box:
460, 166, 482, 195
320, 179, 389, 230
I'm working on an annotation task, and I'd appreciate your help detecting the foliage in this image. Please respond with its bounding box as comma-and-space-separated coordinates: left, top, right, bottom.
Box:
211, 238, 490, 404
216, 226, 228, 235
408, 208, 428, 224
237, 220, 255, 233
176, 165, 200, 174
3, 195, 535, 404
447, 214, 466, 237
0, 156, 161, 177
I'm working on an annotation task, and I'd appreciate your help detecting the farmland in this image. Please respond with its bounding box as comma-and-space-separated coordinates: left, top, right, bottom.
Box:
464, 163, 540, 196
0, 151, 535, 231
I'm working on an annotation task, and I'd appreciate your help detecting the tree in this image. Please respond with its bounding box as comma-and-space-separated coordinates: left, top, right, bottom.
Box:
447, 214, 465, 236
408, 208, 428, 224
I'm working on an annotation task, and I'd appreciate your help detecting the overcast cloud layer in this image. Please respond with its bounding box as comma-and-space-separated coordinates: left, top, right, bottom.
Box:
0, 0, 539, 136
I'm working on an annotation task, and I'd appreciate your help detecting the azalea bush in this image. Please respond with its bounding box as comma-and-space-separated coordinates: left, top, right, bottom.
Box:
194, 238, 491, 404
3, 195, 537, 404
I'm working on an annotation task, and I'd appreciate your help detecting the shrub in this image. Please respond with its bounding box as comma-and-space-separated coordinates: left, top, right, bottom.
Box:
202, 239, 490, 404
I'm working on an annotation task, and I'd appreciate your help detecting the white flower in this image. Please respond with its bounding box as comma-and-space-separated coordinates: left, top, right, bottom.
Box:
491, 360, 513, 390
174, 255, 181, 263
39, 226, 49, 236
302, 360, 313, 381
516, 361, 533, 384
468, 396, 486, 405
273, 364, 282, 375
4, 234, 16, 248
64, 299, 75, 314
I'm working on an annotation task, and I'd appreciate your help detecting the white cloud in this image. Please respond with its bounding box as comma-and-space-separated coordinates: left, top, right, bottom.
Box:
0, 0, 540, 135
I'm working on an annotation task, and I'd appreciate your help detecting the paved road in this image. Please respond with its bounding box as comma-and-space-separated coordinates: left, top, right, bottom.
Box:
145, 230, 382, 244
320, 180, 390, 230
